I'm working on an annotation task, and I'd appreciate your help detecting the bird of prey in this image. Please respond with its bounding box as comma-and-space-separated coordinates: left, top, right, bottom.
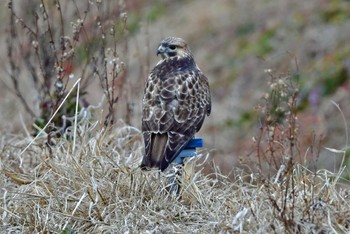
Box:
140, 37, 211, 171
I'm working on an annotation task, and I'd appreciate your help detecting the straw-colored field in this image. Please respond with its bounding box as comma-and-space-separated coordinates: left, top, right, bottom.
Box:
1, 120, 349, 233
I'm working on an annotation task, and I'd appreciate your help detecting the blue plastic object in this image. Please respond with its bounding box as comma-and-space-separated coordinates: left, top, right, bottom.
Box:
170, 138, 203, 194
174, 138, 203, 164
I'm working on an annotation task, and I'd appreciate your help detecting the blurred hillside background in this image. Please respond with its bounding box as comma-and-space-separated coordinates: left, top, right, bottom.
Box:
1, 0, 350, 175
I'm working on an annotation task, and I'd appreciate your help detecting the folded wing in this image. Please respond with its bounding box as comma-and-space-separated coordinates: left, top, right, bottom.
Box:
141, 68, 211, 171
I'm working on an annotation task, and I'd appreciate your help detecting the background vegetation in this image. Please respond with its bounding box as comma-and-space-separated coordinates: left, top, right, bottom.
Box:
1, 0, 350, 232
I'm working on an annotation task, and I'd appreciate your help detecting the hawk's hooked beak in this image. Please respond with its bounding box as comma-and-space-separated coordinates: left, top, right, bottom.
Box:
157, 45, 166, 56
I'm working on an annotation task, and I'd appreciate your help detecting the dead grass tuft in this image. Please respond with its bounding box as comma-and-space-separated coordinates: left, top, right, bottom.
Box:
1, 119, 349, 233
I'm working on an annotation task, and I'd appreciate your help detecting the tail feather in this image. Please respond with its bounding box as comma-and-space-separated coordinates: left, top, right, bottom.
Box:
141, 132, 191, 171
150, 133, 168, 167
141, 133, 168, 170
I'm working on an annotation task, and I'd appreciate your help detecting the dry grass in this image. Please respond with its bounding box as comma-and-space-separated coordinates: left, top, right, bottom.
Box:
2, 68, 349, 233
1, 118, 349, 233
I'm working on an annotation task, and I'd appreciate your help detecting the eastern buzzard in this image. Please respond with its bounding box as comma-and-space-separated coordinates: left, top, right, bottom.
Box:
140, 37, 211, 171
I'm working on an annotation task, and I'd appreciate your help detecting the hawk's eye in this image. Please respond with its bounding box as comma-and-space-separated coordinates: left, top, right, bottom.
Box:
168, 45, 176, 50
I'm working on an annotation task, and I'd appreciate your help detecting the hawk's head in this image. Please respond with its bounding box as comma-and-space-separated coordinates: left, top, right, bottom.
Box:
157, 37, 192, 60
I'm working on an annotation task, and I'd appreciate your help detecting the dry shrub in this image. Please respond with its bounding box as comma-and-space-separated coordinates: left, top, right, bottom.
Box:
7, 0, 128, 138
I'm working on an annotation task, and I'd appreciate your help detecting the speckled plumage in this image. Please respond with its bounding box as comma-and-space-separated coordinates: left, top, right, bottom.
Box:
140, 37, 211, 171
